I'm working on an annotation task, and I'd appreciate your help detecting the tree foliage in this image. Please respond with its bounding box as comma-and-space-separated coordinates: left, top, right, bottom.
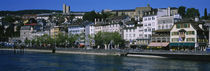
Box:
186, 8, 200, 18
94, 32, 125, 48
178, 6, 186, 17
178, 6, 200, 19
83, 11, 113, 22
32, 33, 79, 47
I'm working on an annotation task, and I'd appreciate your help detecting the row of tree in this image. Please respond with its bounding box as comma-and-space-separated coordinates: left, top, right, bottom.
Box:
23, 32, 126, 49
25, 33, 79, 48
178, 6, 200, 19
178, 6, 210, 20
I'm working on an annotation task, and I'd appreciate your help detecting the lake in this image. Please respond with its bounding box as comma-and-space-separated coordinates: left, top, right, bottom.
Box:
0, 50, 210, 71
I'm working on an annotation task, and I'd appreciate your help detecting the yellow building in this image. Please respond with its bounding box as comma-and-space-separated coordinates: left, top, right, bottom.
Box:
50, 26, 61, 38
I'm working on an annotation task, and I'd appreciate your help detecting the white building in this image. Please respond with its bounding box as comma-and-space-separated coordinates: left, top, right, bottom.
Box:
142, 7, 180, 39
142, 11, 158, 38
123, 22, 144, 41
170, 21, 207, 51
157, 16, 174, 30
68, 24, 85, 35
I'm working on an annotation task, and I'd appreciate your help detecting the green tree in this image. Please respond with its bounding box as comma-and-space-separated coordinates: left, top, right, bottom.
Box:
186, 8, 200, 18
2, 16, 15, 23
94, 32, 125, 49
204, 8, 208, 20
83, 11, 98, 22
178, 6, 186, 18
0, 25, 6, 41
24, 38, 31, 46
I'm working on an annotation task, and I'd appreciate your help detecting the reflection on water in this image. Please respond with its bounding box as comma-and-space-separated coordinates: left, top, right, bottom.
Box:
0, 50, 210, 71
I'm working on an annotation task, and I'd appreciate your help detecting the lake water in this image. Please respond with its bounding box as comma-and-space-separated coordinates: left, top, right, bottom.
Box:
0, 50, 210, 71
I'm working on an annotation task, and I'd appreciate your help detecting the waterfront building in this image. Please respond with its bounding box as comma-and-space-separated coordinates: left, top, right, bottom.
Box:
122, 21, 144, 47
170, 21, 208, 51
141, 7, 180, 48
50, 26, 61, 38
68, 24, 85, 35
20, 26, 34, 42
68, 23, 87, 47
142, 10, 158, 39
204, 20, 210, 51
148, 29, 170, 49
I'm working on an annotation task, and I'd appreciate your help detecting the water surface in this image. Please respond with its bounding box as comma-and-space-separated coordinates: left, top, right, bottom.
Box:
0, 50, 210, 71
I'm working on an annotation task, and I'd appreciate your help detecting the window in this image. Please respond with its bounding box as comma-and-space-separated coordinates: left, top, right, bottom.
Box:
177, 24, 190, 28
133, 34, 135, 37
184, 24, 190, 28
148, 28, 151, 32
145, 23, 147, 26
162, 25, 165, 29
148, 23, 151, 26
152, 28, 155, 31
158, 26, 161, 29
148, 18, 151, 20
172, 38, 179, 42
145, 35, 147, 37
166, 25, 168, 29
163, 20, 165, 24
144, 18, 147, 21
186, 31, 195, 35
152, 17, 155, 20
172, 32, 179, 35
177, 24, 181, 28
144, 29, 147, 32
187, 38, 195, 42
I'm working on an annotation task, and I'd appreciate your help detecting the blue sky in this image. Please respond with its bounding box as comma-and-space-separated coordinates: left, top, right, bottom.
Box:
0, 0, 210, 16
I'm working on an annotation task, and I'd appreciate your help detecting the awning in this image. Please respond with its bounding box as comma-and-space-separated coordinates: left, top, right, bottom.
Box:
148, 42, 169, 47
170, 43, 195, 47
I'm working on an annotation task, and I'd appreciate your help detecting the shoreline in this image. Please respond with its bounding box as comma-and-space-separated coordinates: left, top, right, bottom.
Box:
1, 48, 210, 61
0, 48, 121, 56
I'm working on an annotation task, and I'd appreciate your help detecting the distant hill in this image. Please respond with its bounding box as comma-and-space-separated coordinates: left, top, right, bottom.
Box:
0, 10, 62, 16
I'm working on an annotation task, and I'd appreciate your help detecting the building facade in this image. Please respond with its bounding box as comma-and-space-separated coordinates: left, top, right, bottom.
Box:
170, 21, 208, 51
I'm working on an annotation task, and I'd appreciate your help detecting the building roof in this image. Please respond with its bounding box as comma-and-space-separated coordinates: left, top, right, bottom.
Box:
175, 21, 205, 31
